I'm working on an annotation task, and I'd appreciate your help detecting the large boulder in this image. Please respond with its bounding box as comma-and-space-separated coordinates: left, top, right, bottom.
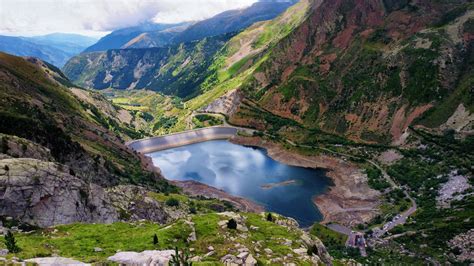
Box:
0, 158, 118, 227
24, 257, 91, 265
108, 250, 175, 265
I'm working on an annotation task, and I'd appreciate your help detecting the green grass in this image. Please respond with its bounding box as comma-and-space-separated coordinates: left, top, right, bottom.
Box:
2, 213, 317, 264
1, 221, 192, 263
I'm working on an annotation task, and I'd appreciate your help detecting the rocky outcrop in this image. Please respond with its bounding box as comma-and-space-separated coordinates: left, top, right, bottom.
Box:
0, 134, 53, 161
106, 185, 170, 223
201, 89, 243, 116
0, 157, 174, 227
0, 158, 118, 227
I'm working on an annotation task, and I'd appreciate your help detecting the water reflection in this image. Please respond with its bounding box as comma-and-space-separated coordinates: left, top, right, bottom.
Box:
148, 140, 330, 227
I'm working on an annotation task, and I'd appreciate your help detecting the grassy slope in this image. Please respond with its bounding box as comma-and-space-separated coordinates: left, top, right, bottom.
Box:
2, 213, 315, 265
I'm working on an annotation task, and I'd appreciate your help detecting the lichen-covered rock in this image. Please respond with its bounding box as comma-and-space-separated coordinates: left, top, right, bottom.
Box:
0, 134, 53, 161
106, 185, 170, 223
0, 158, 118, 227
108, 250, 175, 265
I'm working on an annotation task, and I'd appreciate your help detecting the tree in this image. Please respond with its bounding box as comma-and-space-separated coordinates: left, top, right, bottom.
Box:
266, 213, 273, 222
153, 234, 159, 245
171, 246, 193, 266
227, 218, 237, 230
4, 231, 20, 253
166, 198, 180, 207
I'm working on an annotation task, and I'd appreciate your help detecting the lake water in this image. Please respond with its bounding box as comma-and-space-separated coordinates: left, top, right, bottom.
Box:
147, 140, 330, 227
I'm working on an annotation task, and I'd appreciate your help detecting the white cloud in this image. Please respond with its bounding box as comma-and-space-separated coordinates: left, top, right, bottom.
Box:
0, 0, 257, 37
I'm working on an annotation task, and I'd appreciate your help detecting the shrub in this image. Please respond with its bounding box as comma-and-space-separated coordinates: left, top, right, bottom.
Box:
153, 234, 159, 245
227, 218, 237, 230
266, 213, 273, 222
4, 231, 20, 253
166, 198, 180, 207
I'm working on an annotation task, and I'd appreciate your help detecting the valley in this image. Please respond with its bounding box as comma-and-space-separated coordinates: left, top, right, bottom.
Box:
0, 0, 473, 265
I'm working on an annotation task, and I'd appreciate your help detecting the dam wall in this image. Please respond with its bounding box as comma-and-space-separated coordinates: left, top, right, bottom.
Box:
127, 126, 238, 153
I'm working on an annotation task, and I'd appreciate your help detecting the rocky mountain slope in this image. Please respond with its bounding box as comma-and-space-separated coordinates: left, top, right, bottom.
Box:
63, 34, 233, 97
0, 53, 181, 226
231, 0, 474, 144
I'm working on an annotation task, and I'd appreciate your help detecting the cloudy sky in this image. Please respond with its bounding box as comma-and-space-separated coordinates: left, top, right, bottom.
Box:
0, 0, 257, 37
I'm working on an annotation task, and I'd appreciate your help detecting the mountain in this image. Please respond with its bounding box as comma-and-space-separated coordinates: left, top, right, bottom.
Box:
0, 33, 98, 67
63, 1, 298, 93
230, 0, 474, 144
83, 22, 190, 52
170, 0, 297, 44
0, 35, 72, 67
23, 33, 98, 54
0, 52, 168, 188
63, 33, 233, 97
80, 1, 296, 52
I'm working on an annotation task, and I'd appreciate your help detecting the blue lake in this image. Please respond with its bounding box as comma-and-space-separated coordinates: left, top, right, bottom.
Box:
147, 140, 330, 227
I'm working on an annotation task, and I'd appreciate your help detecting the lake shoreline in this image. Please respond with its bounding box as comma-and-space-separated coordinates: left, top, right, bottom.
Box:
230, 136, 381, 227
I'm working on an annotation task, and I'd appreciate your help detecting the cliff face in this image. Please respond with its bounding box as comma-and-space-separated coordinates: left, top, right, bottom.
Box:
236, 0, 474, 143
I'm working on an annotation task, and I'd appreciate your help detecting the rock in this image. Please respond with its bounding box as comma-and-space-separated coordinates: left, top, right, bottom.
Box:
245, 254, 257, 265
293, 248, 308, 256
190, 256, 201, 262
108, 250, 175, 265
264, 248, 273, 254
25, 257, 90, 266
250, 225, 259, 230
283, 239, 293, 246
0, 158, 119, 227
204, 251, 215, 257
221, 254, 237, 263
237, 224, 248, 232
94, 247, 103, 252
0, 249, 8, 256
187, 231, 197, 242
237, 252, 249, 259
218, 220, 228, 227
108, 252, 151, 265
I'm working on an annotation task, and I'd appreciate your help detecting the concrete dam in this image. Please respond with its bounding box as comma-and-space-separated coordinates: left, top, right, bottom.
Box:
127, 126, 238, 153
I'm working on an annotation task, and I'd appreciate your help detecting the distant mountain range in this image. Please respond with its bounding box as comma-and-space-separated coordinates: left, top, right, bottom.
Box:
82, 0, 297, 52
0, 33, 98, 67
83, 22, 191, 52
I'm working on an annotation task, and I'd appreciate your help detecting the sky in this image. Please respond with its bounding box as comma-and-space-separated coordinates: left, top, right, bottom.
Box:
0, 0, 257, 37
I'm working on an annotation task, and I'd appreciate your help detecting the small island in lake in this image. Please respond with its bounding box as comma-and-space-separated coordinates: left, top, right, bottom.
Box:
261, 179, 299, 189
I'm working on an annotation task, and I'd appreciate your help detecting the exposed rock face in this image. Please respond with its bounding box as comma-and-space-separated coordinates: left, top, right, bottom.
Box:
201, 89, 243, 116
0, 158, 118, 227
448, 229, 474, 263
0, 133, 53, 161
106, 185, 170, 223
